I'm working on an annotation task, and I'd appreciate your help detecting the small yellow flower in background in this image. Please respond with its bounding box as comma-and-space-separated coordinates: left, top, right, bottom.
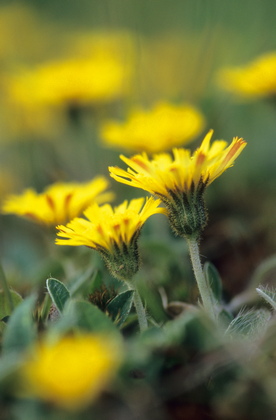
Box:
217, 52, 276, 99
2, 177, 113, 226
56, 197, 166, 281
20, 334, 122, 410
100, 102, 205, 153
109, 130, 246, 239
8, 53, 131, 109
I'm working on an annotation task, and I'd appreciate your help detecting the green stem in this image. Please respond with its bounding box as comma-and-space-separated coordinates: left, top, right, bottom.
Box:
125, 281, 148, 332
187, 238, 216, 321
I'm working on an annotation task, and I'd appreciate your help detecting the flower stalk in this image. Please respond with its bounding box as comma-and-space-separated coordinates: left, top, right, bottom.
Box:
187, 238, 217, 321
125, 281, 148, 332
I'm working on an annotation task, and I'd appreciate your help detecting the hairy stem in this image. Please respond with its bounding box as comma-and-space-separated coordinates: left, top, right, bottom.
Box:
256, 287, 276, 311
125, 281, 148, 331
187, 238, 216, 321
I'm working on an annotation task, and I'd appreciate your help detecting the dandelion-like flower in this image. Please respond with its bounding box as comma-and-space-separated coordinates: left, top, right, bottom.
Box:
109, 130, 246, 239
19, 334, 122, 410
217, 52, 276, 99
8, 54, 131, 108
100, 102, 204, 153
2, 177, 113, 226
56, 197, 165, 281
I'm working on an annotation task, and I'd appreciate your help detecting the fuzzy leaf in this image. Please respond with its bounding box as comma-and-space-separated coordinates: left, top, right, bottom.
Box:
2, 295, 37, 354
107, 290, 134, 327
204, 262, 222, 302
225, 308, 271, 338
46, 278, 70, 313
50, 300, 120, 337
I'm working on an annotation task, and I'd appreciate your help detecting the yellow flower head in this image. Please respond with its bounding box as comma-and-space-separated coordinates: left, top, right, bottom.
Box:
2, 177, 113, 226
100, 102, 205, 153
8, 53, 131, 108
20, 334, 122, 410
109, 130, 246, 239
56, 197, 166, 280
217, 52, 276, 99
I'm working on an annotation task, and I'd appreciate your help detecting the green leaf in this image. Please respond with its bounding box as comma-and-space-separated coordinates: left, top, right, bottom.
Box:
204, 262, 223, 302
2, 295, 37, 355
225, 308, 271, 338
46, 278, 70, 313
51, 300, 120, 337
256, 286, 276, 310
0, 290, 23, 320
107, 290, 134, 327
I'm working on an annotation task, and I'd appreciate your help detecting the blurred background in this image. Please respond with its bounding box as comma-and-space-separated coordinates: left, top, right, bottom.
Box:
0, 0, 275, 306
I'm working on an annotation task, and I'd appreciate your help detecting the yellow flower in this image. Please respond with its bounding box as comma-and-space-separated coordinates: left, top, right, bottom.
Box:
20, 334, 122, 410
109, 130, 246, 239
100, 102, 205, 153
8, 53, 131, 108
56, 197, 166, 280
217, 52, 276, 99
2, 177, 113, 226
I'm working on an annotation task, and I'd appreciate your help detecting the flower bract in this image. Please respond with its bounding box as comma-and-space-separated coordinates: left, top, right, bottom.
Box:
2, 176, 113, 226
109, 130, 246, 239
100, 102, 204, 153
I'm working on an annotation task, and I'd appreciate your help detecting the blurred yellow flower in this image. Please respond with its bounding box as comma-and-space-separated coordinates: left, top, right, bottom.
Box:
56, 197, 166, 280
2, 177, 113, 226
20, 334, 122, 410
109, 130, 246, 238
8, 54, 131, 108
100, 102, 205, 153
1, 29, 135, 140
217, 52, 276, 99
